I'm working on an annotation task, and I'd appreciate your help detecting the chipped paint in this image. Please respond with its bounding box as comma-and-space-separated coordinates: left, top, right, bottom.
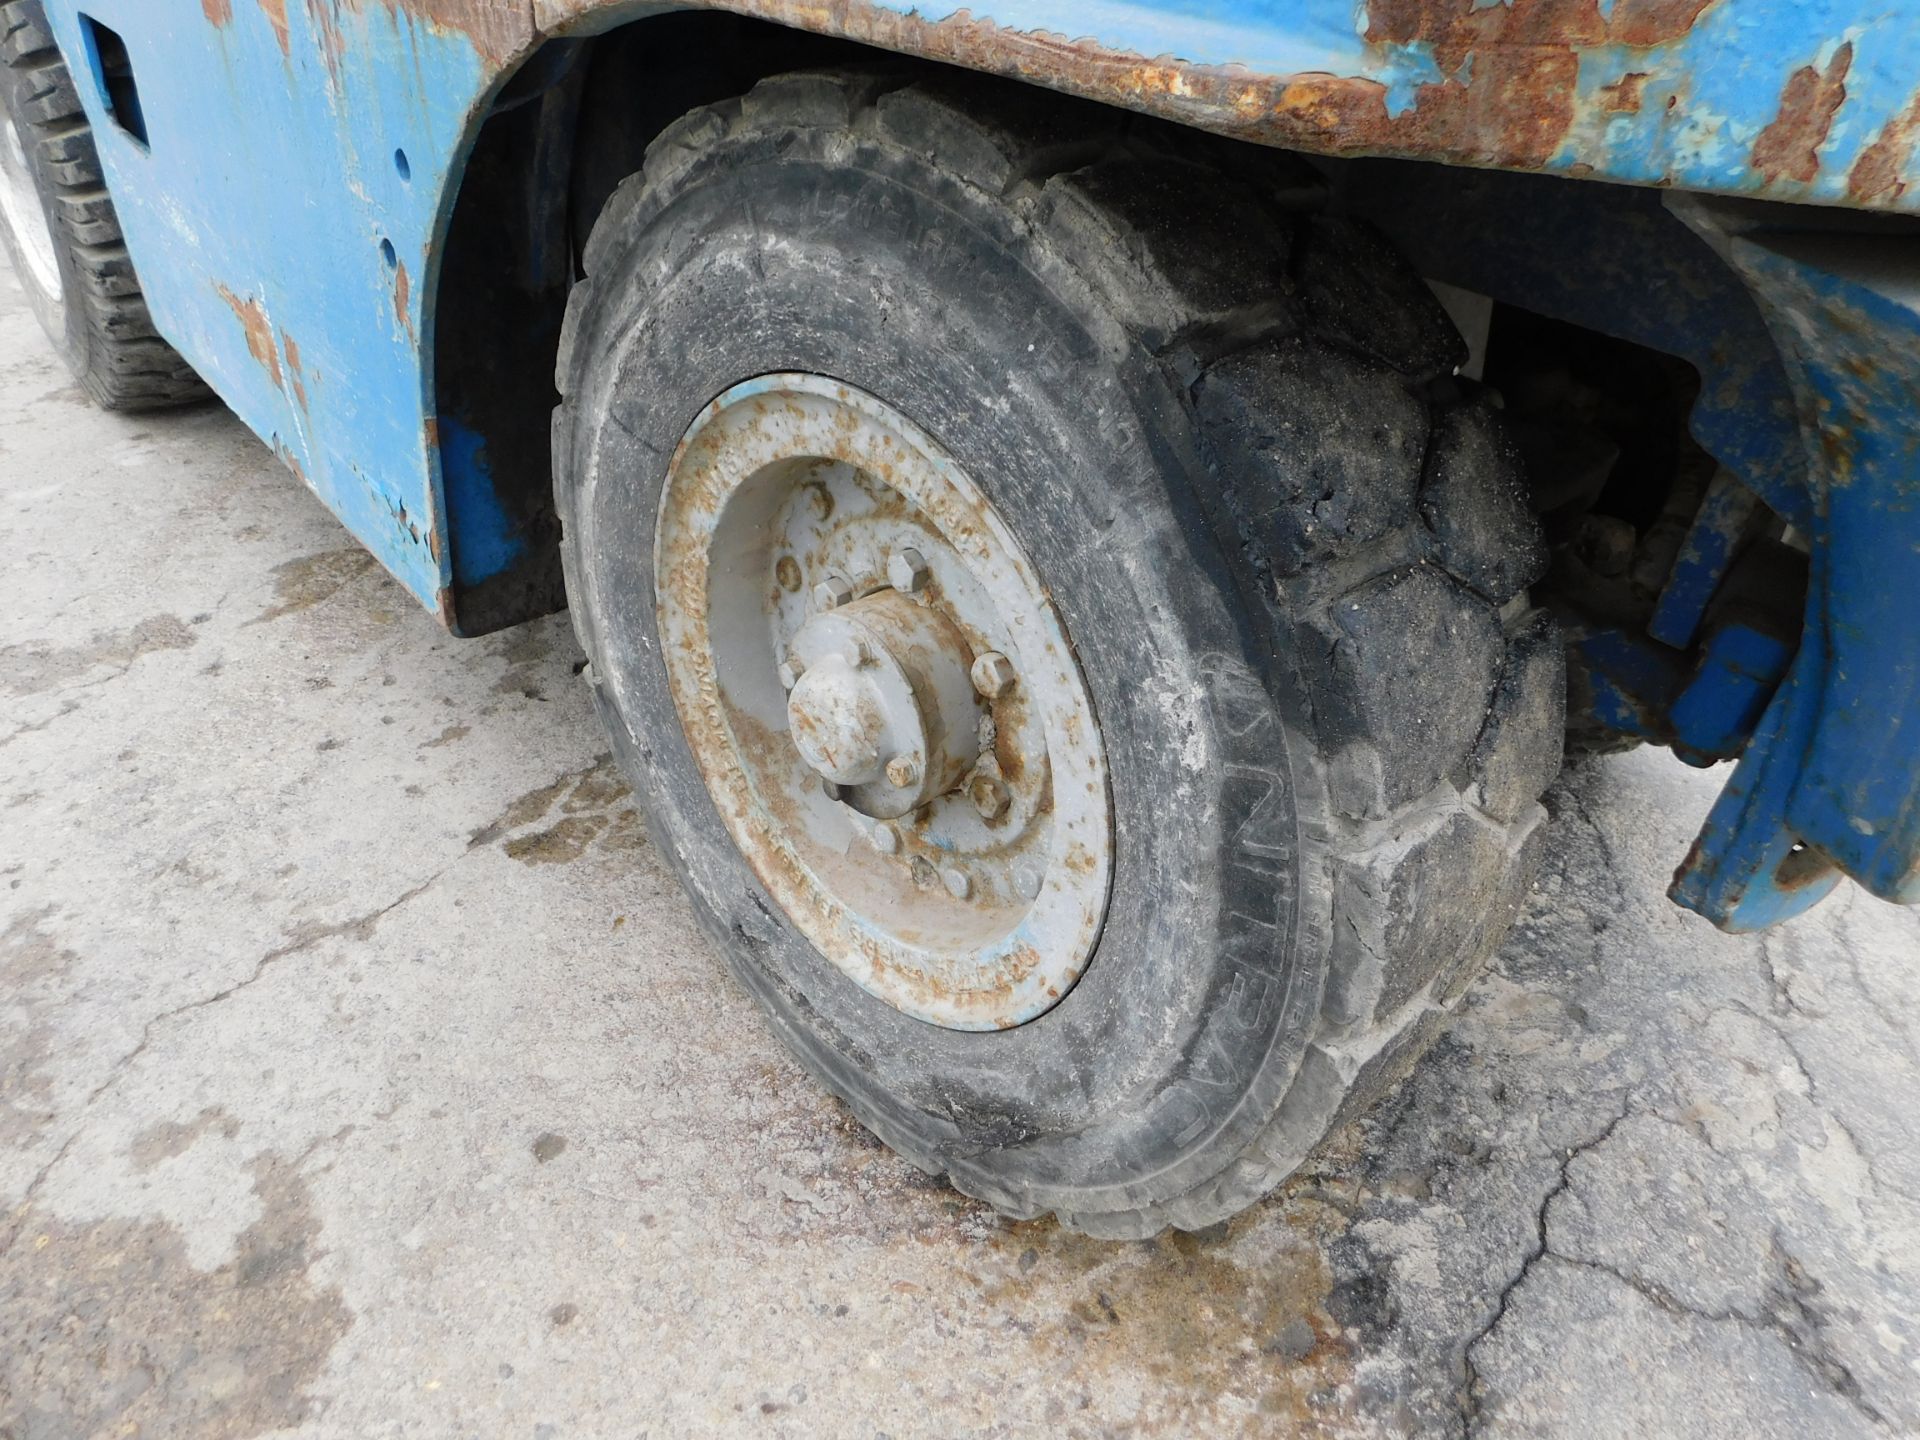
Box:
1751, 43, 1852, 186
531, 0, 1918, 209
1850, 90, 1920, 203
280, 331, 307, 411
392, 259, 412, 337
215, 283, 281, 388
258, 0, 290, 55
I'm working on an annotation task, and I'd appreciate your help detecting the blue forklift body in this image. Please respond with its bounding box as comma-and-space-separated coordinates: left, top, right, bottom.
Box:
31, 0, 1920, 927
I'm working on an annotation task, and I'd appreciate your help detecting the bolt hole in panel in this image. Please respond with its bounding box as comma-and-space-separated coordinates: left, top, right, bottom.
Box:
655, 375, 1112, 1030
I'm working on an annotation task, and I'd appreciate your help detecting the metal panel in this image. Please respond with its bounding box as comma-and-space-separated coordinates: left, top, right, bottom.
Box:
38, 0, 520, 624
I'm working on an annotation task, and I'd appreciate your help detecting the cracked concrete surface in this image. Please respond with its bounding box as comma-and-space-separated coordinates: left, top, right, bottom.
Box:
3, 261, 1919, 1439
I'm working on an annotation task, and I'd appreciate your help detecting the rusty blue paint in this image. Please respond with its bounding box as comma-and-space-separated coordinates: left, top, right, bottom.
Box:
1649, 470, 1762, 651
1668, 622, 1798, 768
1668, 210, 1920, 925
26, 0, 1920, 927
35, 0, 500, 623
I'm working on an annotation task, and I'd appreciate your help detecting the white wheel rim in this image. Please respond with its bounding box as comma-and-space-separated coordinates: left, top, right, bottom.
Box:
654, 375, 1114, 1031
0, 116, 62, 301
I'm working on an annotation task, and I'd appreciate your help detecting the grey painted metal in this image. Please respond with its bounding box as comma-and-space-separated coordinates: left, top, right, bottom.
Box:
651, 374, 1113, 1031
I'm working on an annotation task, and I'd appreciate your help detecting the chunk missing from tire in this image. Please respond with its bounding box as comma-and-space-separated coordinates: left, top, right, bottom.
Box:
554, 67, 1562, 1237
0, 0, 204, 409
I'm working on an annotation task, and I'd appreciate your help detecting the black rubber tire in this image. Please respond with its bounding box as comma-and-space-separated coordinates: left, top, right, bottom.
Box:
554, 68, 1563, 1237
0, 0, 204, 409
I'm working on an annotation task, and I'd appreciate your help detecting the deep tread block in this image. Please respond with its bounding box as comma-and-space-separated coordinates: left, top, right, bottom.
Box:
1038, 155, 1296, 345
875, 71, 1121, 193
1421, 399, 1548, 602
1195, 337, 1428, 578
1458, 611, 1566, 825
1305, 563, 1505, 815
1295, 214, 1467, 380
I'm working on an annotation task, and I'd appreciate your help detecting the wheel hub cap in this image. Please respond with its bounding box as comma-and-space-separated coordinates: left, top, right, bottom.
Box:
785, 590, 980, 818
652, 375, 1113, 1030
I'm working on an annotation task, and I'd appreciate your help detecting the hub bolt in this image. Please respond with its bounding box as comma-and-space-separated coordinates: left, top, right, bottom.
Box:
776, 657, 803, 691
941, 866, 972, 900
870, 822, 901, 855
971, 651, 1016, 700
812, 573, 854, 611
885, 755, 920, 789
1016, 867, 1042, 900
888, 547, 930, 595
967, 773, 1010, 820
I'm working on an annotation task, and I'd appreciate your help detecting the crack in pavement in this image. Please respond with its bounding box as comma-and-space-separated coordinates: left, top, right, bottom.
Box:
0, 700, 79, 752
0, 871, 444, 1252
1456, 1094, 1636, 1437
1552, 1241, 1890, 1431
1559, 782, 1631, 916
1454, 1082, 1894, 1435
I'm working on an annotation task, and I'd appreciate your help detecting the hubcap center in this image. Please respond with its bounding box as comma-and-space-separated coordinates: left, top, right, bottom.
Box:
785, 657, 908, 786
784, 588, 980, 820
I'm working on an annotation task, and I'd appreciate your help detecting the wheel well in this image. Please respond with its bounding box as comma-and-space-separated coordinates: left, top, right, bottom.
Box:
431, 12, 1788, 640
433, 13, 872, 635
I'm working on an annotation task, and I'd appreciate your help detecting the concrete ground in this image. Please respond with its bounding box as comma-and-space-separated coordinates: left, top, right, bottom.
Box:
2, 260, 1918, 1440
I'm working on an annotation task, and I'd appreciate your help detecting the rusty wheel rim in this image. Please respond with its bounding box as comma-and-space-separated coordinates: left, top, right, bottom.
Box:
654, 375, 1113, 1030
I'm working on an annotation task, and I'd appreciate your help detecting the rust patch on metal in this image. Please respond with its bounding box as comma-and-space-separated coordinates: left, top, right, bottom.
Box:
201, 0, 234, 26
1363, 0, 1716, 72
1602, 0, 1719, 46
310, 0, 530, 67
215, 283, 282, 387
273, 439, 307, 487
1601, 72, 1649, 113
1751, 43, 1853, 186
1850, 90, 1920, 203
392, 259, 413, 338
535, 0, 1716, 186
281, 332, 307, 411
258, 0, 291, 54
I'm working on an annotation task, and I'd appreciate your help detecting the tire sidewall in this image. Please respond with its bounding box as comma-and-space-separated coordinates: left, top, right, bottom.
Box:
562, 128, 1333, 1213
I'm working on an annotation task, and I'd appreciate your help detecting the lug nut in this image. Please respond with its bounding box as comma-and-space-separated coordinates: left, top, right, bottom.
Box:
869, 822, 901, 855
941, 866, 972, 900
887, 547, 930, 595
971, 651, 1016, 699
835, 635, 872, 668
967, 773, 1010, 820
1015, 867, 1042, 900
776, 657, 803, 690
812, 574, 854, 611
885, 755, 920, 789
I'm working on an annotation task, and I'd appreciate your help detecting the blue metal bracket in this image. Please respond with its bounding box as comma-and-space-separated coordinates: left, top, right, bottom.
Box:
1668, 207, 1920, 926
